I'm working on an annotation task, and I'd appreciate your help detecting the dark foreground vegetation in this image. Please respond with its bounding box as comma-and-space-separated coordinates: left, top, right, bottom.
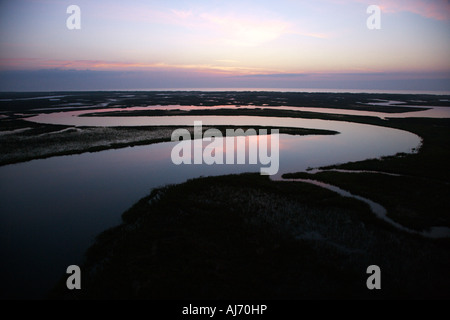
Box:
50, 114, 450, 300
284, 117, 450, 231
1, 91, 449, 299
50, 173, 450, 299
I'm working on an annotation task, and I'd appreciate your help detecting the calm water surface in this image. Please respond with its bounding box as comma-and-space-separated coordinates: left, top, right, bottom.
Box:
0, 113, 421, 298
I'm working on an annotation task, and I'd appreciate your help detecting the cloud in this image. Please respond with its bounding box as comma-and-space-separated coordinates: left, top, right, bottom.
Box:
0, 58, 273, 75
95, 3, 326, 45
290, 31, 329, 39
197, 12, 328, 46
171, 9, 193, 19
198, 13, 291, 46
354, 0, 450, 21
215, 59, 240, 64
239, 73, 309, 78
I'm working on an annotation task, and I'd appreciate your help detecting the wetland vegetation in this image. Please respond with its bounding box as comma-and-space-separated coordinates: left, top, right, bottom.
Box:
1, 91, 449, 299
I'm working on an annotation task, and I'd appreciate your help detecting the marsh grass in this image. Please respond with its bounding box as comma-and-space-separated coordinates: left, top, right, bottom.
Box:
283, 117, 450, 231
0, 118, 337, 166
2, 92, 448, 299
50, 174, 450, 299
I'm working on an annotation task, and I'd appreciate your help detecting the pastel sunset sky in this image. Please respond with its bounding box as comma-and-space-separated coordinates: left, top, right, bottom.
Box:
0, 0, 449, 91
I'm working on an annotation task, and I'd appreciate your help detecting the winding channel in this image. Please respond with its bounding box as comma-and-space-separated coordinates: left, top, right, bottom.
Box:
0, 107, 449, 298
25, 109, 450, 238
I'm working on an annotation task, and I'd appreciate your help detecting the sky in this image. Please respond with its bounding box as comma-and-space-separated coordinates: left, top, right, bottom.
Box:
0, 0, 449, 91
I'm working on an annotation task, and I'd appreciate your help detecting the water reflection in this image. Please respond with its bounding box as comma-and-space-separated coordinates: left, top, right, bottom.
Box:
0, 114, 422, 298
279, 178, 450, 239
27, 103, 450, 122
